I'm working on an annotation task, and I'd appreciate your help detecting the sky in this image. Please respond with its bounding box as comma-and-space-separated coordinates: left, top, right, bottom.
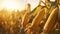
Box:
0, 0, 39, 10
0, 0, 55, 11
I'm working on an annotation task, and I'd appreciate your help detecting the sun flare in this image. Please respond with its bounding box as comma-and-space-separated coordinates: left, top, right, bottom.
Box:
2, 0, 18, 10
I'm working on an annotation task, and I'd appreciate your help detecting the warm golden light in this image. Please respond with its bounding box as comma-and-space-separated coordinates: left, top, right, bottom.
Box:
2, 0, 18, 10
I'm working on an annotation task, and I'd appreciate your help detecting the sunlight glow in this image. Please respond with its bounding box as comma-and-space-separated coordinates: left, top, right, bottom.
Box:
2, 0, 19, 10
